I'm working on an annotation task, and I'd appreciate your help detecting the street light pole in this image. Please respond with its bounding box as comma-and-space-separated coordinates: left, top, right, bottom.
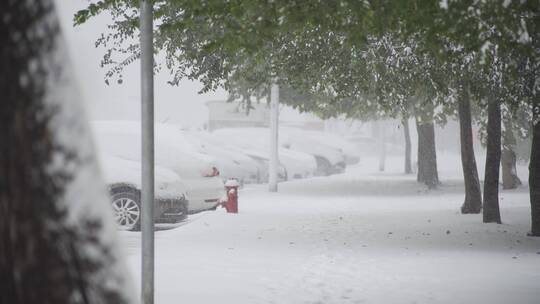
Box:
140, 1, 154, 304
269, 79, 279, 192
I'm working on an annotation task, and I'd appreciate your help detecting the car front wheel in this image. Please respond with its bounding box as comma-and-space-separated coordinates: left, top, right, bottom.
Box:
110, 187, 141, 231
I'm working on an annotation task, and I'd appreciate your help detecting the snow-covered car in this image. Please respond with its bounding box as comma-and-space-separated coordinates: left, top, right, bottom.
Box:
208, 136, 287, 183
285, 128, 360, 165
241, 151, 288, 183
92, 121, 225, 214
280, 129, 348, 176
277, 147, 317, 180
184, 131, 261, 185
211, 127, 346, 177
100, 155, 188, 231
211, 128, 316, 181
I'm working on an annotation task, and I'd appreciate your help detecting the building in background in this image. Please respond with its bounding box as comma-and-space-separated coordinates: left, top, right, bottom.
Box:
206, 100, 325, 131
206, 100, 269, 131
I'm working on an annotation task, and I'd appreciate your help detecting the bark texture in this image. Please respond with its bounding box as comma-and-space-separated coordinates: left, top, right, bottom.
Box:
402, 118, 412, 174
482, 100, 502, 224
529, 119, 540, 236
458, 89, 482, 214
416, 120, 439, 189
0, 2, 130, 303
501, 121, 522, 189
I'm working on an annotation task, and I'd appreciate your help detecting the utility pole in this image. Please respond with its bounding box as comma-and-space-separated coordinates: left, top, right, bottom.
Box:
373, 120, 386, 172
269, 80, 279, 192
140, 1, 154, 304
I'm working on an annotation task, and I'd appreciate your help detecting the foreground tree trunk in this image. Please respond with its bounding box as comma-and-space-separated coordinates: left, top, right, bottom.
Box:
483, 100, 502, 223
402, 118, 412, 174
529, 117, 540, 236
0, 2, 133, 303
416, 119, 439, 189
458, 88, 482, 214
501, 120, 522, 189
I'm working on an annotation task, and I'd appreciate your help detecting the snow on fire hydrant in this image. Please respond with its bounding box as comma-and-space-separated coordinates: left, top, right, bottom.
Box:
223, 179, 240, 213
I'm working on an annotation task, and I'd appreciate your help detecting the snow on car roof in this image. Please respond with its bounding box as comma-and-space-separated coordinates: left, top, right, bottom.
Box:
92, 120, 217, 177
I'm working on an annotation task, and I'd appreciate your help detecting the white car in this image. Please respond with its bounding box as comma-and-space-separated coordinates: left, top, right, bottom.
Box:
92, 121, 225, 214
211, 128, 317, 180
207, 132, 288, 183
100, 155, 188, 231
274, 145, 316, 180
279, 129, 347, 176
238, 150, 288, 183
184, 131, 261, 185
285, 128, 360, 165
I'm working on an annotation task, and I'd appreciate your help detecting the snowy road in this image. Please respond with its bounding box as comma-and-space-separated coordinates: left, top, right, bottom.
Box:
119, 155, 540, 304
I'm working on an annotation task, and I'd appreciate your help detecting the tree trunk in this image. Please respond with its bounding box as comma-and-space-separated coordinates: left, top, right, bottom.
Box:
416, 119, 439, 189
458, 89, 482, 214
529, 118, 540, 236
0, 2, 132, 303
402, 118, 412, 174
483, 100, 502, 223
501, 120, 522, 189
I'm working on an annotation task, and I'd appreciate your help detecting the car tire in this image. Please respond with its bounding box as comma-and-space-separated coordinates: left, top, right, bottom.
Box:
110, 186, 141, 231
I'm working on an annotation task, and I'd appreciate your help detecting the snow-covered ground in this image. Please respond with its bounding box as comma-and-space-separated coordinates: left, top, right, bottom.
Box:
119, 154, 540, 304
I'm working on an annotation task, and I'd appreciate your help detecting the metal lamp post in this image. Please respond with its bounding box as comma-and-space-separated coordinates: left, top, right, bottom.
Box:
269, 79, 279, 192
140, 1, 154, 303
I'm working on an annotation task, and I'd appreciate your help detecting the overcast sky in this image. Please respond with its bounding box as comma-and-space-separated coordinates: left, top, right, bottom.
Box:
55, 0, 228, 128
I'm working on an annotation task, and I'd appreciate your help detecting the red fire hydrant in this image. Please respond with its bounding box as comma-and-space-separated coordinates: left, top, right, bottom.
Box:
223, 179, 240, 213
